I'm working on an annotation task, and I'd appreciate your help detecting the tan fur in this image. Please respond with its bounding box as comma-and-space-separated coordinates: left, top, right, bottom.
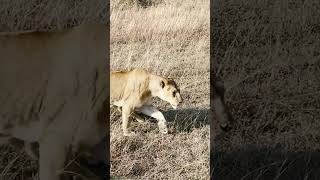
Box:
111, 68, 183, 136
0, 23, 108, 180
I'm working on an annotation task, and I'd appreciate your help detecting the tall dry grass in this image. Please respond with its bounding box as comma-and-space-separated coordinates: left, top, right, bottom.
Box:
0, 0, 106, 31
111, 0, 210, 179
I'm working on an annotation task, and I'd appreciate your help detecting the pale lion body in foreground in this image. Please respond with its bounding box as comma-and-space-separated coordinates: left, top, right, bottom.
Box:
0, 23, 107, 180
111, 69, 183, 136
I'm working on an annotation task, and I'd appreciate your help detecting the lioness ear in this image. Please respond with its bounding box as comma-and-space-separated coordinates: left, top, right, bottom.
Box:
160, 80, 165, 88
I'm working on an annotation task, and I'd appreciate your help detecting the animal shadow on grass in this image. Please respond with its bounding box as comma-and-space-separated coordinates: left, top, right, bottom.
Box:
211, 143, 320, 180
132, 108, 209, 133
163, 108, 209, 132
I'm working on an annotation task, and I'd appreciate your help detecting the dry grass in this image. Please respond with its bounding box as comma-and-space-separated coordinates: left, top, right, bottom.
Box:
0, 0, 106, 31
111, 0, 210, 179
212, 0, 320, 179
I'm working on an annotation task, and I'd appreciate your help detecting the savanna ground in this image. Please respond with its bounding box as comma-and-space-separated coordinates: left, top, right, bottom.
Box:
0, 0, 106, 179
212, 0, 320, 179
110, 0, 210, 179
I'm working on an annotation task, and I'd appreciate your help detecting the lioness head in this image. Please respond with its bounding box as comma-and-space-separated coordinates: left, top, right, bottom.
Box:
158, 78, 183, 109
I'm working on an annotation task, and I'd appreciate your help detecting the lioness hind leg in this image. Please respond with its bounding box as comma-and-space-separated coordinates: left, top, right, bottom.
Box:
122, 106, 135, 136
139, 105, 168, 134
39, 136, 68, 180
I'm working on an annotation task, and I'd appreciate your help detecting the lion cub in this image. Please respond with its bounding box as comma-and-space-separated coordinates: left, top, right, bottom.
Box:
111, 68, 183, 136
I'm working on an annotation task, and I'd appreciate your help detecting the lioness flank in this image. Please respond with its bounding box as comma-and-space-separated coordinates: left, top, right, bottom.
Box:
111, 68, 183, 136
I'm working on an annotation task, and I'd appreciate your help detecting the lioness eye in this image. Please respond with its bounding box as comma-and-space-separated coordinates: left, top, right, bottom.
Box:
173, 91, 176, 97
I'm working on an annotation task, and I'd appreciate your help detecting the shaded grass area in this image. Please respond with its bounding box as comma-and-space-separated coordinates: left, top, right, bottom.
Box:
212, 0, 320, 179
212, 147, 320, 180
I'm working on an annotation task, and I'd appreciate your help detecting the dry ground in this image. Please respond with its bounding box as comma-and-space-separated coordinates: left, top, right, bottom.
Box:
111, 0, 210, 179
212, 0, 320, 180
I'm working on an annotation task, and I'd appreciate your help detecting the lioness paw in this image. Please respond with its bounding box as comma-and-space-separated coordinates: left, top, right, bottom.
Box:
158, 121, 168, 134
159, 127, 168, 134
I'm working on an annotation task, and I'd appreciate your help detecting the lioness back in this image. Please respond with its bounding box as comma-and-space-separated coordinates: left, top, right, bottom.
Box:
111, 69, 151, 106
110, 70, 129, 102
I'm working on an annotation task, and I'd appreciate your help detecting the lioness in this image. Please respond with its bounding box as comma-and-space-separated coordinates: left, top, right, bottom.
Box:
111, 69, 183, 136
0, 23, 108, 180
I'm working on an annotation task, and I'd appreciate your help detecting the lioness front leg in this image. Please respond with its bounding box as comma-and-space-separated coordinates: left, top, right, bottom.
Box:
122, 106, 135, 136
139, 105, 168, 134
39, 136, 67, 180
